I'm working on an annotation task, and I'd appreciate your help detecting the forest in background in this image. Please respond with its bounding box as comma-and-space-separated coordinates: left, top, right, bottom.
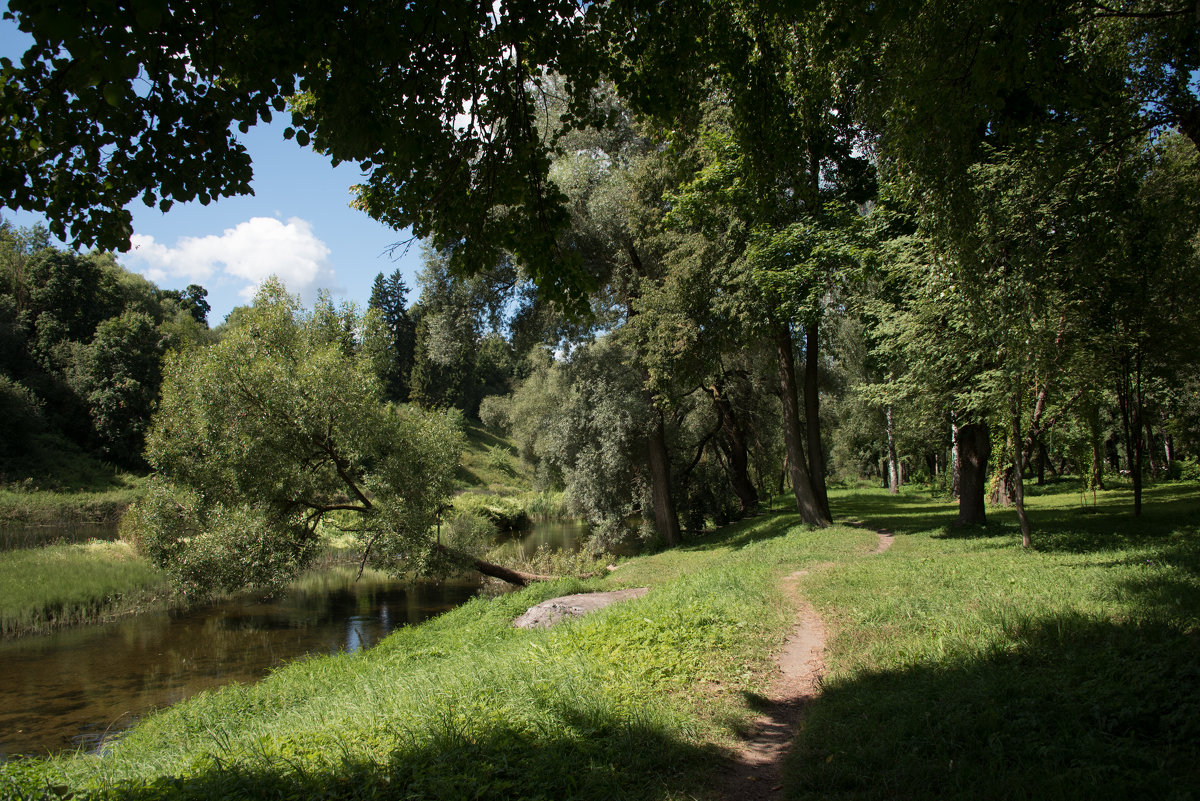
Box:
1, 0, 1199, 564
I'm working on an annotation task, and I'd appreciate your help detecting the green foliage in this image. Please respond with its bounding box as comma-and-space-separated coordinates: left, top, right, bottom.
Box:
127, 281, 464, 597
504, 337, 656, 547
0, 223, 215, 473
453, 493, 531, 533
0, 373, 43, 457
71, 310, 165, 465
366, 270, 415, 402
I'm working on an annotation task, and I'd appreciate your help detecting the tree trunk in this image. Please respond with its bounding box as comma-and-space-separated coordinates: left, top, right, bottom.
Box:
886, 404, 900, 495
951, 419, 961, 499
1145, 427, 1159, 477
773, 325, 828, 526
1091, 428, 1104, 491
1116, 351, 1144, 516
1011, 394, 1032, 548
1036, 442, 1046, 485
646, 403, 682, 545
956, 421, 990, 526
990, 435, 1014, 507
803, 320, 831, 520
708, 384, 759, 514
626, 243, 683, 543
437, 544, 556, 586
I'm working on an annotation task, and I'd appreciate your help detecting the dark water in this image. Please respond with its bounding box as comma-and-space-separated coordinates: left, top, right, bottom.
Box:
0, 521, 586, 758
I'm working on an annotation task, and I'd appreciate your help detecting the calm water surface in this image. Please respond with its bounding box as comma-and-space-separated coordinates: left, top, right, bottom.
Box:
0, 521, 586, 758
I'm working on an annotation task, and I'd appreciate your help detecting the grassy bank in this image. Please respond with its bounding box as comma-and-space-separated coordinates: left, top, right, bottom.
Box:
791, 481, 1200, 800
0, 435, 147, 527
0, 486, 143, 528
0, 512, 875, 799
0, 540, 170, 637
3, 483, 1197, 799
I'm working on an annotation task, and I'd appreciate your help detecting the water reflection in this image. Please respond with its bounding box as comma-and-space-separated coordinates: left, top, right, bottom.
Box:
0, 568, 481, 757
0, 520, 586, 758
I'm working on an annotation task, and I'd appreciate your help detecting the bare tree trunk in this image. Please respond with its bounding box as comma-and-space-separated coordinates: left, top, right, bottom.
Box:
646, 403, 682, 545
437, 544, 555, 586
774, 325, 828, 526
804, 321, 831, 520
886, 405, 900, 495
1011, 394, 1032, 548
956, 421, 990, 526
708, 384, 759, 514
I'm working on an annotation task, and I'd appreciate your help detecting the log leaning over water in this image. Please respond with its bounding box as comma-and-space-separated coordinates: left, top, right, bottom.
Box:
436, 543, 556, 586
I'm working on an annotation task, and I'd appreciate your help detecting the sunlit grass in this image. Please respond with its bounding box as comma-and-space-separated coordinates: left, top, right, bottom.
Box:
3, 481, 1197, 799
0, 540, 169, 637
0, 513, 873, 799
788, 481, 1200, 800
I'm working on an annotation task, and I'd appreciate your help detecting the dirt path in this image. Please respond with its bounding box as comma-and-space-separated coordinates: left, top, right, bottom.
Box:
716, 529, 892, 799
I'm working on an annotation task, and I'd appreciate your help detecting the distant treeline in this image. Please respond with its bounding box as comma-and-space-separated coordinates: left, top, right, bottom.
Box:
0, 222, 213, 470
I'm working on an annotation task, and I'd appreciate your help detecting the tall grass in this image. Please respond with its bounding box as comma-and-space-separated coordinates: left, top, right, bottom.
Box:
0, 540, 169, 637
3, 484, 1197, 799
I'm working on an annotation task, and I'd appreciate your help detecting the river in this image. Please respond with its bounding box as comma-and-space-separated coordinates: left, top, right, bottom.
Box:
0, 520, 586, 758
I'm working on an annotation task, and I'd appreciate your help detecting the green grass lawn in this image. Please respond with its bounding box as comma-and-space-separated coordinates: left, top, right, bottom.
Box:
791, 481, 1200, 800
0, 432, 147, 527
2, 481, 1197, 800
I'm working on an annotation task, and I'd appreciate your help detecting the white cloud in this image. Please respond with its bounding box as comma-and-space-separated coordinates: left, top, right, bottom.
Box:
123, 216, 338, 301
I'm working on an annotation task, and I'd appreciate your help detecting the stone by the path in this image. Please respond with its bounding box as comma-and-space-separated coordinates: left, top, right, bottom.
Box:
513, 588, 649, 629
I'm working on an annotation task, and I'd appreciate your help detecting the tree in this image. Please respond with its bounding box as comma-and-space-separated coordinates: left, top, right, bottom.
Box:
367, 270, 416, 402
72, 310, 165, 465
407, 245, 518, 416
0, 0, 611, 304
127, 280, 547, 595
1087, 130, 1200, 514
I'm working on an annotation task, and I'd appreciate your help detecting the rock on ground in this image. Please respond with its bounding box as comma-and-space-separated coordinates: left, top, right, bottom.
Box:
513, 588, 649, 629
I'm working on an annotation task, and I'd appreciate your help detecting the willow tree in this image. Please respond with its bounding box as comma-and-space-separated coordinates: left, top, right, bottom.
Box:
126, 280, 545, 596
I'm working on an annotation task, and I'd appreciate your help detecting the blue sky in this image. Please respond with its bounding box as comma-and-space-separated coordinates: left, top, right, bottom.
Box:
0, 14, 425, 324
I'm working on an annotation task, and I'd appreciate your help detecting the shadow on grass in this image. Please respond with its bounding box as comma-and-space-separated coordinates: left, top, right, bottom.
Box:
677, 512, 806, 553
15, 708, 721, 801
454, 464, 483, 487
786, 614, 1200, 801
465, 424, 518, 455
829, 490, 958, 536
828, 483, 1200, 552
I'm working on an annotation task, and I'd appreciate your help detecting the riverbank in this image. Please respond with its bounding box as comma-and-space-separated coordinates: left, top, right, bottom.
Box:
0, 445, 146, 528
0, 487, 141, 528
0, 540, 170, 638
3, 483, 1197, 799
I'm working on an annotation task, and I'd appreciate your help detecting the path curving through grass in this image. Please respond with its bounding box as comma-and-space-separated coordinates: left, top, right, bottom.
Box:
719, 527, 894, 799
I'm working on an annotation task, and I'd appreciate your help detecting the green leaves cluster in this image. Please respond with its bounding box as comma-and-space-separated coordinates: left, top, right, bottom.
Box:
129, 281, 463, 596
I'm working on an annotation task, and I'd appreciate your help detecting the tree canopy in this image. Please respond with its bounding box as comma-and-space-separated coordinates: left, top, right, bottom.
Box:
128, 281, 471, 595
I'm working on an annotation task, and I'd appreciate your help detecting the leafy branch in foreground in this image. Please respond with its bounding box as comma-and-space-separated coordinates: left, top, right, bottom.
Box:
123, 279, 548, 596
